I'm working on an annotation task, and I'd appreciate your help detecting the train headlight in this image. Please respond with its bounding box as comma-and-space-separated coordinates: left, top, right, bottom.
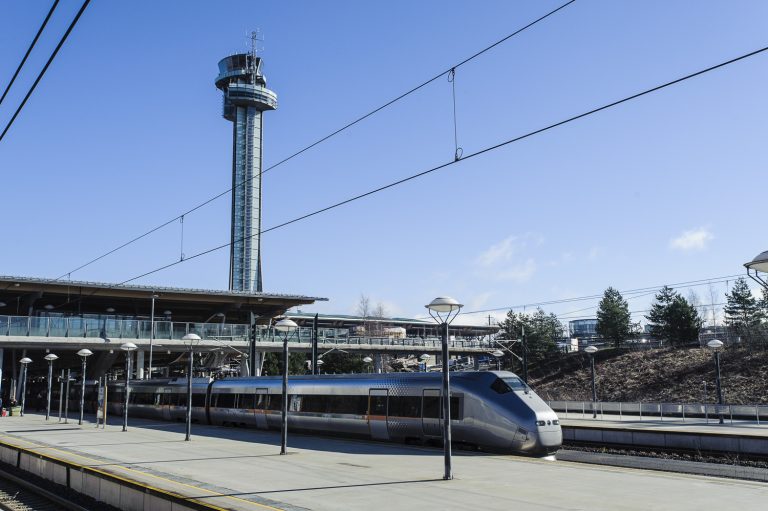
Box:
536, 420, 546, 426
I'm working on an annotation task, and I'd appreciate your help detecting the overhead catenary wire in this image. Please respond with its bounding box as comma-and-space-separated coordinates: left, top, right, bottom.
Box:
52, 0, 578, 281
110, 44, 768, 288
456, 274, 743, 318
0, 0, 91, 142
0, 0, 60, 106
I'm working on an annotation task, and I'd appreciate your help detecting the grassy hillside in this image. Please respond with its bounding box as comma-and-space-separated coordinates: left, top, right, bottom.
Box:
528, 346, 768, 405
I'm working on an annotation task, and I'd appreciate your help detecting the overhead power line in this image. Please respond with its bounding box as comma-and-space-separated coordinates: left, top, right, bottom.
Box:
0, 0, 91, 143
0, 0, 60, 106
111, 44, 768, 287
52, 0, 578, 281
457, 274, 743, 317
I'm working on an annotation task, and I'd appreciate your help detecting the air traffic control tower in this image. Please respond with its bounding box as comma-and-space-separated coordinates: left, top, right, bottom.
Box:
215, 53, 277, 293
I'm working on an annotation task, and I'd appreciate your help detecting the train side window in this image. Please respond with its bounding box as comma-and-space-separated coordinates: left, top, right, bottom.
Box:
238, 393, 255, 409
301, 395, 325, 413
450, 396, 461, 420
390, 396, 421, 418
191, 394, 206, 407
369, 395, 387, 416
216, 393, 236, 408
267, 394, 282, 411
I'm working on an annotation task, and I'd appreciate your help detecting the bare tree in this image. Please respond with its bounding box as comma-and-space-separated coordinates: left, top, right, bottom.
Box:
371, 302, 388, 336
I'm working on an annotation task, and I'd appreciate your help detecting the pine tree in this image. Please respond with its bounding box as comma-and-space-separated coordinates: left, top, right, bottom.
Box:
724, 277, 764, 345
497, 308, 562, 369
596, 287, 631, 348
646, 286, 702, 346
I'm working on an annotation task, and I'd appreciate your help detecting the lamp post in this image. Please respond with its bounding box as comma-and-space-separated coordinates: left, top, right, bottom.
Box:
362, 356, 373, 373
425, 296, 463, 481
181, 333, 201, 440
77, 349, 93, 425
120, 342, 138, 431
19, 357, 32, 417
274, 318, 298, 455
584, 345, 598, 418
707, 339, 725, 424
148, 294, 159, 380
44, 353, 58, 420
491, 350, 504, 371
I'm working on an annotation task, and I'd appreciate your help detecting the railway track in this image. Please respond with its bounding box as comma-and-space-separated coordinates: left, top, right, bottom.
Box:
0, 468, 89, 511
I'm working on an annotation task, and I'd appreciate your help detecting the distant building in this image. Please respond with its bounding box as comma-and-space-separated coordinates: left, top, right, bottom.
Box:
568, 319, 599, 345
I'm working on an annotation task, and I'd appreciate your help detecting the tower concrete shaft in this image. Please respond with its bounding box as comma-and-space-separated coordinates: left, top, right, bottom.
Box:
216, 53, 277, 292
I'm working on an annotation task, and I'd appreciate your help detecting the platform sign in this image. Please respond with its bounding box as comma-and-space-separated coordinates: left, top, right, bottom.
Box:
96, 382, 105, 420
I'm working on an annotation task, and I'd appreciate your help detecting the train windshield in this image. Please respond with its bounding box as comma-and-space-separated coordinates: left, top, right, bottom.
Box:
491, 376, 529, 394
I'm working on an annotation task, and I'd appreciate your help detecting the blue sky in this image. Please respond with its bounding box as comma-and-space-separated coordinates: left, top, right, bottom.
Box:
1, 1, 766, 326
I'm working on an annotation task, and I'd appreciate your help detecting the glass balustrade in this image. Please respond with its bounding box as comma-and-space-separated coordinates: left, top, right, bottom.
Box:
0, 314, 490, 347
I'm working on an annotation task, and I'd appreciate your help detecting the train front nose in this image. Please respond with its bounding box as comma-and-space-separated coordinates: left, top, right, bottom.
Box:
535, 416, 563, 454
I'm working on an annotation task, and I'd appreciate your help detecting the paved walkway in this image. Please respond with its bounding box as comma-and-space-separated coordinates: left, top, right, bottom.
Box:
0, 413, 766, 511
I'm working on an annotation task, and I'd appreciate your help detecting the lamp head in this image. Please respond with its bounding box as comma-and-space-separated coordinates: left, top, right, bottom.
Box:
121, 342, 138, 352
20, 357, 32, 365
745, 250, 768, 273
584, 346, 598, 354
77, 349, 93, 358
275, 318, 298, 332
182, 333, 202, 348
425, 296, 463, 324
707, 339, 724, 351
44, 354, 58, 362
363, 356, 373, 363
491, 350, 504, 358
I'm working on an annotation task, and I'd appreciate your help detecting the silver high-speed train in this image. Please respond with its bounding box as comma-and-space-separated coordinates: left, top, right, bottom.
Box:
100, 371, 562, 455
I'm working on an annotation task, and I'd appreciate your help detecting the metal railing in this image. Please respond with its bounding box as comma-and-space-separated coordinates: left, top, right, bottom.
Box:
0, 314, 492, 349
548, 400, 768, 425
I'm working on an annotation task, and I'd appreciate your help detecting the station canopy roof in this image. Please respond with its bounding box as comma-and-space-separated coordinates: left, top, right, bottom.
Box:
0, 276, 326, 324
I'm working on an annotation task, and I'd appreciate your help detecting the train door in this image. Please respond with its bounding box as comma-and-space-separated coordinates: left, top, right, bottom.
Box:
368, 389, 389, 440
254, 388, 268, 429
422, 389, 442, 437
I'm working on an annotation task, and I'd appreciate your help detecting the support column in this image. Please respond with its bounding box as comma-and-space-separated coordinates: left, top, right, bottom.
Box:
374, 354, 384, 374
252, 352, 264, 376
136, 351, 145, 379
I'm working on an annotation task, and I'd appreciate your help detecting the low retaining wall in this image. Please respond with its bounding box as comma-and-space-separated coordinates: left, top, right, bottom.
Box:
562, 426, 768, 457
0, 439, 228, 511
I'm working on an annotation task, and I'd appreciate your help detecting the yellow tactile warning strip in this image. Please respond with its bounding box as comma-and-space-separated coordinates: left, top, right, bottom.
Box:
0, 433, 286, 511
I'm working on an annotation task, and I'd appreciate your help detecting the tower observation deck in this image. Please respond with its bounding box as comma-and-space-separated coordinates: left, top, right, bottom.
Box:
215, 53, 278, 293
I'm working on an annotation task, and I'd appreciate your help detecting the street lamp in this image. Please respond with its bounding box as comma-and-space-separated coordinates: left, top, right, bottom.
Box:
745, 250, 768, 288
584, 345, 598, 419
19, 357, 32, 417
425, 296, 463, 481
363, 356, 373, 373
44, 354, 58, 420
149, 294, 159, 380
120, 342, 138, 431
707, 339, 725, 424
181, 333, 201, 440
275, 318, 298, 455
491, 350, 504, 371
77, 349, 93, 425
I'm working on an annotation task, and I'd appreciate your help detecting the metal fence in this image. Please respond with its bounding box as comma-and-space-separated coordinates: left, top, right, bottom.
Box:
548, 400, 768, 425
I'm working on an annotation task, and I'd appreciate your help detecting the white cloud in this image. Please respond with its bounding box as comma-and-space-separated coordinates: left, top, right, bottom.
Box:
474, 235, 538, 282
670, 227, 713, 251
475, 235, 522, 267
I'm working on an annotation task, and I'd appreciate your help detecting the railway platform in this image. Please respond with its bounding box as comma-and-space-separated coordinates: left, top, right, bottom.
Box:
0, 413, 766, 511
560, 417, 768, 456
